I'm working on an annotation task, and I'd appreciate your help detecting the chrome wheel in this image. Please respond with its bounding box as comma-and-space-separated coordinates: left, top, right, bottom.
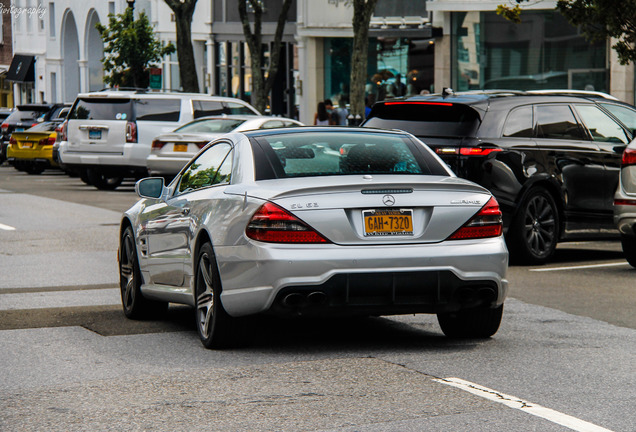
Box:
196, 251, 215, 340
119, 228, 137, 315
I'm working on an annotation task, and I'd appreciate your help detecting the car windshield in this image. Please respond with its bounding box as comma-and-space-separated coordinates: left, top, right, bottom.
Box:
175, 118, 246, 133
6, 109, 48, 123
253, 131, 449, 180
69, 98, 133, 121
27, 122, 57, 132
364, 102, 481, 137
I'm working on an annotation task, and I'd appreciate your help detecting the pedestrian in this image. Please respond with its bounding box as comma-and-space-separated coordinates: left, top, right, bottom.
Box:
314, 101, 331, 125
333, 97, 349, 126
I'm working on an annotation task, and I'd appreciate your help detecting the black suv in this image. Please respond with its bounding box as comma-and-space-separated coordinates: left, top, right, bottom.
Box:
0, 103, 69, 164
363, 91, 636, 264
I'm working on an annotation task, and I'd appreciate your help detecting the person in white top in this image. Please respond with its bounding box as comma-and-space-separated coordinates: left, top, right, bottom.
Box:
314, 101, 331, 125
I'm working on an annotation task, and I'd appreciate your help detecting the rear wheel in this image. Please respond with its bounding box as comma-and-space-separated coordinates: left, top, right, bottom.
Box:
437, 305, 503, 338
25, 165, 45, 175
87, 169, 123, 190
119, 226, 167, 319
195, 242, 240, 349
507, 187, 559, 264
79, 168, 92, 185
620, 235, 636, 268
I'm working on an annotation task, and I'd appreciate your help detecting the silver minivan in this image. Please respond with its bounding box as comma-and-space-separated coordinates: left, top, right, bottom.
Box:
59, 90, 260, 189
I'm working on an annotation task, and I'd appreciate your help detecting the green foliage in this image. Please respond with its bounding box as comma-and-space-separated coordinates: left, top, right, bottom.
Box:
96, 8, 176, 89
496, 4, 522, 23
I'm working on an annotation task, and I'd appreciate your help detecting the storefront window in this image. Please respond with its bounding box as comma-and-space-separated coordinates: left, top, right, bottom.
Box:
452, 11, 608, 92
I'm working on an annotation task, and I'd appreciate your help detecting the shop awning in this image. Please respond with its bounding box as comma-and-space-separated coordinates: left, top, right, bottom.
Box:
6, 54, 35, 82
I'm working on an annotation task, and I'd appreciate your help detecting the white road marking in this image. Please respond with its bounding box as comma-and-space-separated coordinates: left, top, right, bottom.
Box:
0, 222, 16, 231
529, 262, 629, 272
434, 377, 614, 432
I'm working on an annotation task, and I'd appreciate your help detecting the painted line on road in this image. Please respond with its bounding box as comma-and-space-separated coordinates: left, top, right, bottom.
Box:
0, 222, 16, 231
529, 261, 628, 272
434, 377, 613, 432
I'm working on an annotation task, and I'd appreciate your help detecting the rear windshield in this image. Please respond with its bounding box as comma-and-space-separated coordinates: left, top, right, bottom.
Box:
6, 109, 48, 123
226, 102, 258, 115
252, 131, 449, 180
364, 103, 481, 137
176, 118, 246, 133
69, 98, 133, 121
27, 122, 57, 132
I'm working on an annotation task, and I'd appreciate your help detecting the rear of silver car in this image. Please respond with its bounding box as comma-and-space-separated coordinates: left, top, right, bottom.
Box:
614, 141, 636, 266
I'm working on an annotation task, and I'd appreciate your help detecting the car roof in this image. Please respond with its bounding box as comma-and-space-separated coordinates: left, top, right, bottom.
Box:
75, 90, 255, 102
242, 126, 409, 139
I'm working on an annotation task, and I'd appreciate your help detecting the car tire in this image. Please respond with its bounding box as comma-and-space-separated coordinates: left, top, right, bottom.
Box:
437, 305, 503, 338
195, 242, 241, 349
87, 169, 123, 190
507, 187, 559, 264
25, 165, 44, 175
79, 168, 92, 185
119, 226, 168, 319
620, 235, 636, 268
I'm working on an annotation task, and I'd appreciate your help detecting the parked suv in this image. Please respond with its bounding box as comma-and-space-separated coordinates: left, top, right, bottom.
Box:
59, 90, 260, 190
0, 103, 69, 164
363, 90, 636, 264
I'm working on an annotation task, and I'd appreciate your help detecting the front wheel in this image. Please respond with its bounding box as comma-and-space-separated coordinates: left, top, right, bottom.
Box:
195, 242, 241, 349
119, 226, 167, 319
437, 305, 503, 338
506, 188, 559, 265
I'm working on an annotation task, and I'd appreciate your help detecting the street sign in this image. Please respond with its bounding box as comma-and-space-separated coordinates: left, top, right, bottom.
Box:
149, 67, 162, 90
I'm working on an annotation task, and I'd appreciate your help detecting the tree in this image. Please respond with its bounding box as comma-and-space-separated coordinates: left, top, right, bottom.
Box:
350, 0, 379, 122
238, 0, 294, 114
164, 0, 200, 92
96, 8, 175, 89
497, 0, 636, 65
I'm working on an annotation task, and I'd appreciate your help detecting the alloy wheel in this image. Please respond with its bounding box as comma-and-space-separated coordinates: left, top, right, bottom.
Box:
522, 194, 556, 258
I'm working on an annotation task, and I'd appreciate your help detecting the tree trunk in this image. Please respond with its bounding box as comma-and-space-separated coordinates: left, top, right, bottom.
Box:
165, 0, 199, 93
350, 0, 378, 123
239, 0, 293, 114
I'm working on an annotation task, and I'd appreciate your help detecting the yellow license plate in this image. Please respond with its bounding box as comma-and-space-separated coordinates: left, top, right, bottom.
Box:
173, 143, 188, 152
363, 209, 413, 236
22, 142, 33, 148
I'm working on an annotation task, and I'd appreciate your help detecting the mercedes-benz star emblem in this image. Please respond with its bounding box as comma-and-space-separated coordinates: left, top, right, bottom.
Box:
382, 195, 395, 206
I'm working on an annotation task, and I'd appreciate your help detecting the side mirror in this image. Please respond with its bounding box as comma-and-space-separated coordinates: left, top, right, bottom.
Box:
135, 177, 165, 199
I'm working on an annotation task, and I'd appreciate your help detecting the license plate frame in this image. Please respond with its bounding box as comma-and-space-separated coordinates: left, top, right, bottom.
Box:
173, 143, 188, 152
88, 129, 102, 140
363, 209, 414, 236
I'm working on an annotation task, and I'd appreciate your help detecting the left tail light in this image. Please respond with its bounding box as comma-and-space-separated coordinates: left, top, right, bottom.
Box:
246, 202, 329, 243
39, 136, 56, 146
448, 196, 503, 240
126, 121, 137, 143
621, 147, 636, 167
56, 121, 67, 142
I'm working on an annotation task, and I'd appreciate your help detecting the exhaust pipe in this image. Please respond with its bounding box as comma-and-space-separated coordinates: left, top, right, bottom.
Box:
307, 291, 327, 305
282, 293, 305, 307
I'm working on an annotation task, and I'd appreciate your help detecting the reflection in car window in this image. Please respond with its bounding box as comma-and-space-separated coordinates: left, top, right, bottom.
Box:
575, 105, 629, 144
225, 102, 258, 115
177, 143, 232, 194
600, 103, 636, 131
134, 99, 181, 121
193, 100, 225, 118
503, 106, 533, 137
253, 131, 449, 179
535, 105, 585, 140
175, 118, 245, 133
69, 98, 133, 120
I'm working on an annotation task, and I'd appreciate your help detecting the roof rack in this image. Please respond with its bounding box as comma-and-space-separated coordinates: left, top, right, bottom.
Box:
526, 89, 618, 100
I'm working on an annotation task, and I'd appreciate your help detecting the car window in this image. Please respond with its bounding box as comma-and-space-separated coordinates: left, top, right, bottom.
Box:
175, 118, 246, 133
363, 102, 481, 137
503, 106, 533, 138
134, 99, 181, 121
69, 98, 133, 120
176, 143, 232, 194
193, 100, 225, 118
27, 122, 57, 132
225, 102, 258, 115
535, 105, 586, 140
599, 103, 636, 131
253, 131, 449, 180
6, 109, 48, 122
575, 105, 630, 144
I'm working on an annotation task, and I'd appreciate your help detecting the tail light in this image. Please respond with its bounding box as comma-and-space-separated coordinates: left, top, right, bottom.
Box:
246, 202, 329, 243
56, 121, 67, 142
449, 197, 503, 240
126, 121, 137, 143
9, 136, 16, 145
1, 123, 8, 133
151, 140, 165, 151
39, 136, 56, 146
195, 141, 209, 149
621, 148, 636, 167
436, 147, 502, 156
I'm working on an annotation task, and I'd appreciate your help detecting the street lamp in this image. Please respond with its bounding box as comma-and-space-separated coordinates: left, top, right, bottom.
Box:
126, 0, 135, 13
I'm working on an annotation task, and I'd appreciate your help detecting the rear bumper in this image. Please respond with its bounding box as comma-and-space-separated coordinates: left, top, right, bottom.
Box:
215, 237, 509, 317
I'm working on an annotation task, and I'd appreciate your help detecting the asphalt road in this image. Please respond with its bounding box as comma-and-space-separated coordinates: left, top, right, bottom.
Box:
1, 165, 635, 431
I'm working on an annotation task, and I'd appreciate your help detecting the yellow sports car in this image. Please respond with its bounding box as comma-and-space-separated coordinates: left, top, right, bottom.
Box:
7, 121, 59, 174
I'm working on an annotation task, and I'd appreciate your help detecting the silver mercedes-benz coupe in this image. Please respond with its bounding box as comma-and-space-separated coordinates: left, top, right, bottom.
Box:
118, 127, 509, 348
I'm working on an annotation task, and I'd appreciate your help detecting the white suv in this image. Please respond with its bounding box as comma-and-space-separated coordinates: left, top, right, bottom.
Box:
59, 90, 260, 189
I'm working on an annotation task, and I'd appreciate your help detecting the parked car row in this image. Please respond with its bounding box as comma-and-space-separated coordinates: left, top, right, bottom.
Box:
362, 89, 636, 265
